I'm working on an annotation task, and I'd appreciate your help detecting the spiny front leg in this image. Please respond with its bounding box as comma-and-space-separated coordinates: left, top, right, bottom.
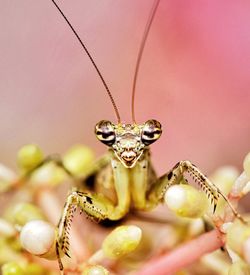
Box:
56, 158, 131, 272
56, 190, 114, 271
149, 160, 243, 221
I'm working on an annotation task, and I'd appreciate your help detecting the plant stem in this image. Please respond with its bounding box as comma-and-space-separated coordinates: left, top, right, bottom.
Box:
136, 229, 224, 275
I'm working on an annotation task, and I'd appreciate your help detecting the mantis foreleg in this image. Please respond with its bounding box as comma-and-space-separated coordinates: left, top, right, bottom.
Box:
148, 160, 244, 221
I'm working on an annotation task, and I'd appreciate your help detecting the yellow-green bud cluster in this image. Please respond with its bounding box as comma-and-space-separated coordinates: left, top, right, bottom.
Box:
63, 145, 95, 177
82, 265, 109, 275
228, 261, 250, 275
102, 225, 142, 259
17, 144, 43, 171
164, 184, 208, 218
0, 219, 16, 238
2, 262, 24, 275
226, 220, 250, 262
2, 262, 45, 275
30, 162, 66, 187
209, 166, 239, 195
0, 164, 17, 193
5, 203, 45, 227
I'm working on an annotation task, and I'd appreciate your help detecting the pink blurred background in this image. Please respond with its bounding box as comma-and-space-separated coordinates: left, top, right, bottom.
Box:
0, 0, 250, 175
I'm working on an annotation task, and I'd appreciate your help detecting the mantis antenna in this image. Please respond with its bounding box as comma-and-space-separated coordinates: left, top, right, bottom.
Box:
50, 0, 121, 123
131, 0, 160, 123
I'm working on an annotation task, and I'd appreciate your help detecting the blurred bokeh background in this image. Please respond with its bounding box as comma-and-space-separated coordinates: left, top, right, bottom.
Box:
0, 0, 250, 175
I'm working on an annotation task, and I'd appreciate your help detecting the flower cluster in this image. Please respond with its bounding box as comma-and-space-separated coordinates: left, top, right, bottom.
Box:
0, 144, 250, 274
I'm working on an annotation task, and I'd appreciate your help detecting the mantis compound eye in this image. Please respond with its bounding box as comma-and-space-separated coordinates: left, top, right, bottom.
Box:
95, 120, 116, 146
141, 119, 162, 146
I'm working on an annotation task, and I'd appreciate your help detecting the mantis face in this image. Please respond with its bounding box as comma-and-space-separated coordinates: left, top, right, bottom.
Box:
95, 119, 162, 168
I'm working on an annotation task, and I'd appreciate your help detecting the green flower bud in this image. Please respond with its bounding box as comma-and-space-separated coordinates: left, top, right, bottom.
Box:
0, 218, 16, 237
164, 184, 209, 218
227, 220, 250, 256
30, 163, 66, 187
2, 262, 24, 275
0, 164, 17, 193
17, 144, 43, 171
5, 203, 45, 227
210, 166, 239, 194
228, 261, 250, 275
82, 265, 109, 275
102, 225, 142, 259
24, 263, 45, 275
63, 145, 95, 177
0, 237, 24, 263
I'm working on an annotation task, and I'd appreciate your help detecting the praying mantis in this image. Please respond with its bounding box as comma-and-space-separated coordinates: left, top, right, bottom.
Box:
19, 0, 245, 273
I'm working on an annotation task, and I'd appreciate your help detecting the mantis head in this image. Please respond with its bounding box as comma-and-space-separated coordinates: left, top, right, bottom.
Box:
95, 119, 162, 168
